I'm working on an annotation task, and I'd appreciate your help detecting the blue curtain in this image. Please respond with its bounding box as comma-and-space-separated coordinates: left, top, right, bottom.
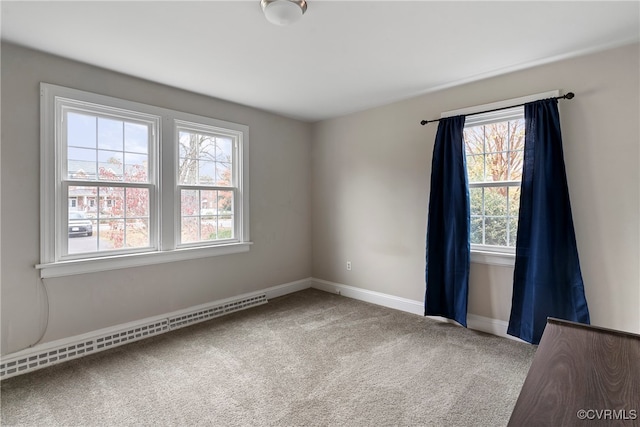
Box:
508, 99, 590, 344
425, 116, 470, 327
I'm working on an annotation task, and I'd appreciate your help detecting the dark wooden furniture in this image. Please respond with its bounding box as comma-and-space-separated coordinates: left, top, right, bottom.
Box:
508, 318, 640, 426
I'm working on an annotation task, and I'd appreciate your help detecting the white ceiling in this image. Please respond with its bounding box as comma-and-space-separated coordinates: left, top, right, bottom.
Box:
2, 1, 639, 122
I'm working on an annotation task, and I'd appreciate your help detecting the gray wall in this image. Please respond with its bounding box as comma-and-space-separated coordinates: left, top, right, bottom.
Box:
1, 43, 312, 355
311, 43, 640, 334
3, 41, 639, 357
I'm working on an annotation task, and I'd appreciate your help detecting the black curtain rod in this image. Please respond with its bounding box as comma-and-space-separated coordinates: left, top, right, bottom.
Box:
420, 92, 575, 126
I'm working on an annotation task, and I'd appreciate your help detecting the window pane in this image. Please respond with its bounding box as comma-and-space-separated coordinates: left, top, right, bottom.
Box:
508, 217, 519, 247
466, 155, 484, 183
67, 209, 96, 254
469, 187, 483, 216
99, 187, 123, 218
484, 186, 507, 217
124, 153, 148, 182
201, 217, 217, 242
181, 217, 199, 244
180, 189, 234, 244
200, 189, 217, 215
98, 117, 124, 151
216, 138, 233, 162
126, 219, 149, 248
181, 189, 199, 216
198, 135, 216, 161
485, 122, 509, 153
218, 190, 234, 216
485, 152, 509, 182
216, 162, 232, 186
508, 187, 521, 217
485, 217, 507, 246
66, 186, 141, 254
464, 126, 484, 155
96, 220, 115, 251
124, 187, 150, 218
103, 219, 125, 249
124, 123, 148, 154
508, 119, 525, 151
66, 185, 150, 254
178, 129, 234, 186
179, 131, 197, 159
98, 150, 124, 181
179, 132, 206, 185
67, 112, 96, 149
217, 190, 234, 239
181, 189, 200, 244
178, 158, 198, 184
68, 185, 96, 213
67, 114, 151, 185
218, 217, 233, 239
508, 150, 524, 181
68, 147, 97, 179
199, 161, 215, 184
471, 216, 483, 245
70, 186, 151, 251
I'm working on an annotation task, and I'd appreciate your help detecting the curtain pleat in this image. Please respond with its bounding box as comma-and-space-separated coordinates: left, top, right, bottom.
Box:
508, 99, 590, 344
425, 116, 470, 327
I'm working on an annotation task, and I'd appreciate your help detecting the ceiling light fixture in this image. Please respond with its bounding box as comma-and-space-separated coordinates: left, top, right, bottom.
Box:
261, 0, 307, 26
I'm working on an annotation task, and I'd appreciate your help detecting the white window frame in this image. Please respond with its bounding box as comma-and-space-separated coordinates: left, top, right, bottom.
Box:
38, 83, 251, 278
442, 90, 559, 266
56, 98, 161, 260
173, 120, 245, 248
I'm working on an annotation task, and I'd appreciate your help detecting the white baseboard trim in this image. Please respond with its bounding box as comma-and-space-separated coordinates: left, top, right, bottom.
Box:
467, 314, 524, 342
309, 277, 522, 342
264, 277, 313, 300
310, 278, 424, 316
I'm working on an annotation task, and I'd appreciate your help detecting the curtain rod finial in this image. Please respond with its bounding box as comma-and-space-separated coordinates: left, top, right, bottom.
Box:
565, 92, 575, 99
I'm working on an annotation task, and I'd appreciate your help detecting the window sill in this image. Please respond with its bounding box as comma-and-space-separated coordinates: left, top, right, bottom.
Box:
36, 242, 253, 279
470, 250, 515, 267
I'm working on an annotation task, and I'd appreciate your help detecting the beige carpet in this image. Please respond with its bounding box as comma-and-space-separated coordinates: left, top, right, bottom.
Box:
1, 288, 536, 426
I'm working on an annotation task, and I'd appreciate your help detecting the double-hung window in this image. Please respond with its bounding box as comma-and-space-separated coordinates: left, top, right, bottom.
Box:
60, 100, 158, 257
464, 107, 524, 253
442, 90, 559, 265
176, 122, 238, 245
39, 84, 250, 278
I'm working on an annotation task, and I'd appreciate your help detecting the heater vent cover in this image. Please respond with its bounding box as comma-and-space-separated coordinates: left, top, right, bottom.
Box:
1, 293, 267, 380
169, 294, 267, 329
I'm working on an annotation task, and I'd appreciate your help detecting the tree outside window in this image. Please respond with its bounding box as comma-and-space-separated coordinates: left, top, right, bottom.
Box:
464, 116, 524, 248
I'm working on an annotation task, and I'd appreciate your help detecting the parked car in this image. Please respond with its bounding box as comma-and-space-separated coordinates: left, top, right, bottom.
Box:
69, 211, 93, 237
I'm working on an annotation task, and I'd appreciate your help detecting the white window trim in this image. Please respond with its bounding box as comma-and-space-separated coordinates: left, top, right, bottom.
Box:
470, 249, 515, 267
38, 83, 251, 278
443, 90, 561, 266
173, 120, 244, 248
57, 99, 161, 261
441, 90, 560, 120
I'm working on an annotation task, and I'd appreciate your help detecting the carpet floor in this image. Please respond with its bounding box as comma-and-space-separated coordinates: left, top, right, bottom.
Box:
1, 288, 536, 426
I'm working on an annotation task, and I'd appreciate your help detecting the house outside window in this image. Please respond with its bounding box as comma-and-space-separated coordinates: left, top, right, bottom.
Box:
39, 83, 250, 278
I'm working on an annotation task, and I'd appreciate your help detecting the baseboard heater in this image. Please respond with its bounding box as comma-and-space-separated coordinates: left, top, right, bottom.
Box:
0, 293, 267, 380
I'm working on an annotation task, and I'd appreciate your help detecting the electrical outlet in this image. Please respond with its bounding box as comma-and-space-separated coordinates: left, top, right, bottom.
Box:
346, 261, 352, 271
